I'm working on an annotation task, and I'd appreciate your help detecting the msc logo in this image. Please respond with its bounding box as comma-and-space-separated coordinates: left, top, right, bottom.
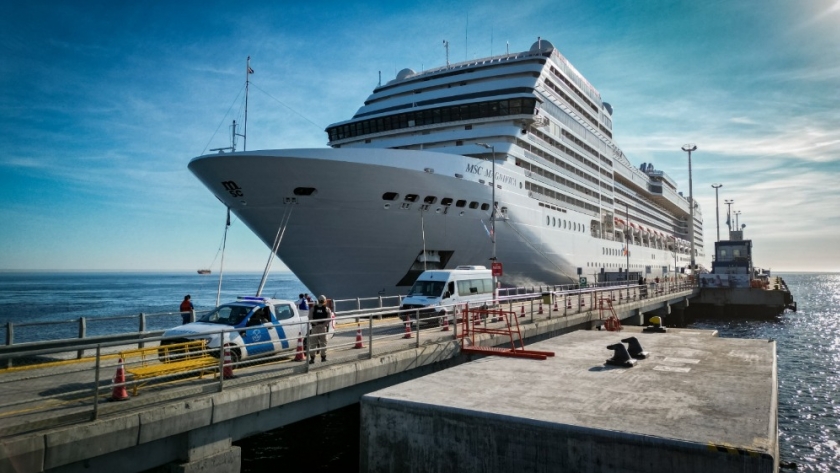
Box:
221, 181, 244, 197
465, 164, 484, 175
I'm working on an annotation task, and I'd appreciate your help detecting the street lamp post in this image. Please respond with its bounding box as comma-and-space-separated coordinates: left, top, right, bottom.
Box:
711, 184, 722, 242
625, 202, 631, 298
475, 143, 496, 261
476, 143, 497, 298
735, 211, 741, 230
724, 199, 734, 236
681, 144, 697, 273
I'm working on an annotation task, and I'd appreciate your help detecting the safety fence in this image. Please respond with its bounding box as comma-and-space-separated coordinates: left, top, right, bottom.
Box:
0, 281, 696, 437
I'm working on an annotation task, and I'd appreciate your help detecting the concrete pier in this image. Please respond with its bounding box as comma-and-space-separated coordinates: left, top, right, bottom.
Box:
361, 329, 778, 473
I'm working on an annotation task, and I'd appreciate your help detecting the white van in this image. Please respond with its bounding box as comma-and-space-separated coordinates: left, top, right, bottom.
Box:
399, 266, 495, 323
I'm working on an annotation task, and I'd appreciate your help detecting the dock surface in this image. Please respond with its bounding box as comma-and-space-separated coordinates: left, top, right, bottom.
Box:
361, 329, 778, 473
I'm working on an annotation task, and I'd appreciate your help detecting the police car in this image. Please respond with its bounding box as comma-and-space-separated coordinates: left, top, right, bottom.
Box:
162, 296, 334, 363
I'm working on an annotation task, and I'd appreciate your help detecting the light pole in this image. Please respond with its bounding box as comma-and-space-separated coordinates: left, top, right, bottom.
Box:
475, 143, 496, 262
735, 211, 741, 230
681, 144, 697, 272
625, 201, 631, 297
711, 184, 722, 242
724, 199, 734, 235
476, 143, 497, 297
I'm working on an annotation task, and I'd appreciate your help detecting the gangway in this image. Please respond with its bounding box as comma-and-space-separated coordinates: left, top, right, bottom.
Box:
458, 304, 555, 360
598, 298, 622, 331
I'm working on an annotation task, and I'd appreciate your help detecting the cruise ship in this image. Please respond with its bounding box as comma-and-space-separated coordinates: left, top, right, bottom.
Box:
189, 38, 704, 299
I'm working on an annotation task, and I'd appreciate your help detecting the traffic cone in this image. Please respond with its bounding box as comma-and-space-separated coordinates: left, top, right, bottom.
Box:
441, 314, 450, 331
354, 325, 364, 349
110, 358, 129, 401
553, 299, 559, 312
581, 297, 586, 308
222, 344, 235, 379
567, 298, 572, 309
293, 337, 305, 361
520, 306, 525, 318
538, 300, 543, 314
403, 319, 413, 339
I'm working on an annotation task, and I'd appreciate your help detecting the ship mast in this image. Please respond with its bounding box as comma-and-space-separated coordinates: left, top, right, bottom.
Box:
244, 56, 254, 151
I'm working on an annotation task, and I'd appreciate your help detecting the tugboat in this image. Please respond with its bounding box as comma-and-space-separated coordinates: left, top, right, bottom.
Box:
691, 227, 796, 318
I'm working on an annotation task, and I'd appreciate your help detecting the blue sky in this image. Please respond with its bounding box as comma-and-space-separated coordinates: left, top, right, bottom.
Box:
1, 0, 839, 273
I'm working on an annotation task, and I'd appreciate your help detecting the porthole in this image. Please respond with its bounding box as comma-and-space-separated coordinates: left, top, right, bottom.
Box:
382, 192, 399, 201
563, 220, 566, 229
546, 216, 550, 225
441, 198, 453, 206
293, 187, 317, 196
469, 202, 479, 209
423, 196, 437, 204
456, 200, 467, 207
552, 217, 556, 226
405, 194, 418, 202
384, 203, 391, 209
480, 203, 490, 211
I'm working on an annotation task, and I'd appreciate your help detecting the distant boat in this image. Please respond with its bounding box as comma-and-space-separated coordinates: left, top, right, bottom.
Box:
197, 269, 211, 275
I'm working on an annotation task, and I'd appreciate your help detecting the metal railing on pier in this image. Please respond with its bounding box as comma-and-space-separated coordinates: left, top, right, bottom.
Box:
0, 279, 697, 437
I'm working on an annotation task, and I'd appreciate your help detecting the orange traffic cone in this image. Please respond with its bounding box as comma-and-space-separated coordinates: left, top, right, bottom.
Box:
441, 314, 450, 331
294, 337, 305, 361
222, 344, 235, 379
354, 325, 364, 349
403, 319, 413, 339
111, 358, 129, 401
520, 305, 525, 318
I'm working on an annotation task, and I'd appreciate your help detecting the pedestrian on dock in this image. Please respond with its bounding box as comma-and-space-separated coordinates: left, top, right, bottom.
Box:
309, 295, 332, 364
180, 295, 194, 324
297, 293, 309, 311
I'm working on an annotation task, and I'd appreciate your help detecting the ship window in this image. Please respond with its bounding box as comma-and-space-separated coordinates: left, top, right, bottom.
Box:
456, 200, 467, 207
382, 192, 399, 201
423, 196, 437, 204
465, 124, 472, 130
405, 194, 419, 202
480, 203, 490, 211
293, 187, 317, 196
469, 201, 479, 209
456, 140, 463, 146
552, 217, 556, 226
547, 216, 550, 225
441, 198, 453, 206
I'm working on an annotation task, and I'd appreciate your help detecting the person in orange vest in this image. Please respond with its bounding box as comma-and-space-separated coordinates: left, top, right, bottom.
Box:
180, 295, 194, 324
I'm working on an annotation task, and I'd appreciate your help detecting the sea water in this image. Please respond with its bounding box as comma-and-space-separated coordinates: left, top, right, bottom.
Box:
0, 272, 837, 471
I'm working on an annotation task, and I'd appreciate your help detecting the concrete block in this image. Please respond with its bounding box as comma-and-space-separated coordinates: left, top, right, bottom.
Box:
185, 421, 234, 462
212, 384, 270, 423
355, 355, 398, 385
0, 434, 44, 473
138, 397, 213, 444
171, 445, 241, 473
316, 362, 357, 395
268, 374, 317, 407
415, 340, 458, 367
44, 414, 140, 470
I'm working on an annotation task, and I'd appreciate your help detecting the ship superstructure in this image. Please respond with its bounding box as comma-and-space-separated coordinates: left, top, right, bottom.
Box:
189, 39, 704, 299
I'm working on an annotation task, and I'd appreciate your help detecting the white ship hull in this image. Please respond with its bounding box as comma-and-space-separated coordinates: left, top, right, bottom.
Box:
190, 148, 686, 299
